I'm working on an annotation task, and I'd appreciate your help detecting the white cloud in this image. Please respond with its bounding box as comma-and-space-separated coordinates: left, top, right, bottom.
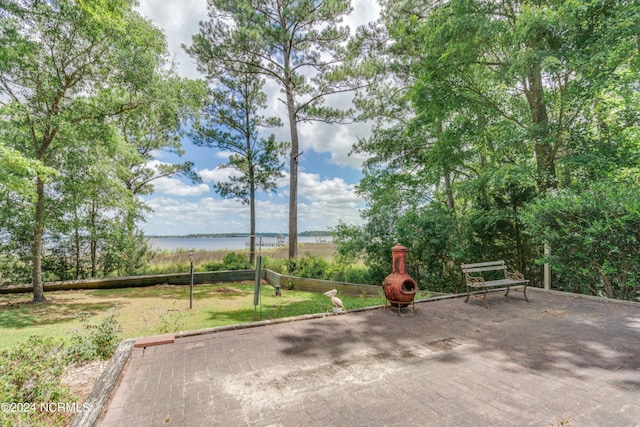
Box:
298, 172, 359, 203
136, 0, 207, 79
152, 177, 210, 196
298, 121, 370, 169
346, 0, 381, 32
143, 197, 288, 235
215, 151, 233, 160
199, 167, 243, 184
140, 171, 364, 235
142, 160, 210, 196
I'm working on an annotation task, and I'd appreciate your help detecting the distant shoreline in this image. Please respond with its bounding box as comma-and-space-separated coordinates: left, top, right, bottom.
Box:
147, 235, 332, 252
147, 231, 329, 239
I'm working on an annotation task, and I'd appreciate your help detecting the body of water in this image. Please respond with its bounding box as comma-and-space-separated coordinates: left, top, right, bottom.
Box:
148, 236, 331, 252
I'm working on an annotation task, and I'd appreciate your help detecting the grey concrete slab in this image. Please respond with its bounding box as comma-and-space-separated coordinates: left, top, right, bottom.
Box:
98, 289, 640, 426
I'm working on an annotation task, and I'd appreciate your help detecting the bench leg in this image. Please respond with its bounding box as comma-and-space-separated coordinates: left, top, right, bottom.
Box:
506, 284, 529, 302
483, 288, 488, 309
465, 286, 470, 303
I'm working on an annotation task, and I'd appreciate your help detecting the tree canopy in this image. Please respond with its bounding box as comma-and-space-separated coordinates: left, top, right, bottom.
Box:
334, 0, 640, 300
0, 0, 200, 298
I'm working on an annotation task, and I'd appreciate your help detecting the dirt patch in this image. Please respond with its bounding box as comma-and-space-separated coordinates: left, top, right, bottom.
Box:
427, 337, 459, 350
543, 310, 567, 317
219, 350, 400, 406
61, 360, 109, 403
213, 286, 246, 294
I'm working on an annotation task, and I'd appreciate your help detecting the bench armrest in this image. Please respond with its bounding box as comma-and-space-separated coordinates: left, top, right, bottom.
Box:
506, 270, 524, 280
466, 275, 485, 285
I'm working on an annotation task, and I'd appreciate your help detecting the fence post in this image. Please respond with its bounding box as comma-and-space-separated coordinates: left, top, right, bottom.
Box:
544, 244, 551, 290
254, 256, 262, 318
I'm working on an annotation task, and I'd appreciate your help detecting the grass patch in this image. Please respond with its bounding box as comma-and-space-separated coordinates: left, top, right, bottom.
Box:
0, 282, 405, 350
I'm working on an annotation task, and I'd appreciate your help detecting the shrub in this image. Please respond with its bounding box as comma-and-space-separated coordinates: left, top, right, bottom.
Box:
287, 252, 330, 279
0, 336, 73, 427
0, 336, 69, 403
205, 252, 251, 271
260, 256, 288, 274
66, 310, 122, 362
523, 180, 640, 300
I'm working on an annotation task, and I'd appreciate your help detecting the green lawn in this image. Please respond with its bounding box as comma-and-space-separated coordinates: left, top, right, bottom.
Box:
0, 283, 407, 350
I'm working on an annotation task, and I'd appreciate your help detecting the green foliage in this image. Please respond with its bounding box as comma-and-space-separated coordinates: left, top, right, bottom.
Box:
0, 143, 56, 198
0, 336, 72, 426
0, 253, 31, 285
0, 336, 68, 402
158, 303, 185, 334
260, 256, 288, 274
523, 180, 640, 300
396, 205, 466, 293
101, 227, 153, 277
222, 252, 252, 270
205, 252, 252, 271
333, 266, 374, 286
287, 252, 331, 280
0, 0, 195, 299
66, 310, 122, 362
334, 204, 465, 292
341, 0, 640, 300
260, 252, 376, 285
0, 336, 70, 404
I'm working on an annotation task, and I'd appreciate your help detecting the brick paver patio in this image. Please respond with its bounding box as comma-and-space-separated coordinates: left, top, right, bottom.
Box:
98, 288, 640, 426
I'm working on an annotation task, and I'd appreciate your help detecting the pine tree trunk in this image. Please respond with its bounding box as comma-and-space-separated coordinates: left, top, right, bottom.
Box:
286, 86, 299, 260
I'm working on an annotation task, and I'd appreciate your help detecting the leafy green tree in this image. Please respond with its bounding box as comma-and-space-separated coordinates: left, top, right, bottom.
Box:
0, 0, 166, 300
523, 180, 640, 300
188, 55, 287, 265
342, 0, 640, 294
186, 0, 361, 258
38, 74, 204, 280
395, 205, 466, 293
50, 120, 129, 279
113, 74, 204, 275
0, 143, 55, 198
403, 0, 640, 193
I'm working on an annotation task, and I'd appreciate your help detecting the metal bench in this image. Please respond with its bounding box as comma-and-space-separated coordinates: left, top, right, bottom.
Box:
461, 260, 529, 308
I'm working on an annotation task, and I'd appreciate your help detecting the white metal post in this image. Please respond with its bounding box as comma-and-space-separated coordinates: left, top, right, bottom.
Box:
544, 244, 551, 290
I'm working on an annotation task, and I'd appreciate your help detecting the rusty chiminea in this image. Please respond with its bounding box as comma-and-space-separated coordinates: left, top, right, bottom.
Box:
382, 244, 417, 306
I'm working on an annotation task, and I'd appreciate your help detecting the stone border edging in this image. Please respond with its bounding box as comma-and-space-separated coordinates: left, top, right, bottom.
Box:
175, 294, 465, 340
70, 339, 135, 427
176, 304, 385, 339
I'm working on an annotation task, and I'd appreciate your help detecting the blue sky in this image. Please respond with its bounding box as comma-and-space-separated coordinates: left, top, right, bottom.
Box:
135, 0, 379, 236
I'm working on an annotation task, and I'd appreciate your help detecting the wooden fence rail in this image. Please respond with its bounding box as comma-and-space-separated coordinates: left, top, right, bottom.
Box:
263, 270, 382, 297
0, 270, 256, 294
0, 269, 382, 297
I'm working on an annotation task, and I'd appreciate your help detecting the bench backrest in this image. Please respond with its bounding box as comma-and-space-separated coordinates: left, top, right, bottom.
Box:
461, 260, 507, 274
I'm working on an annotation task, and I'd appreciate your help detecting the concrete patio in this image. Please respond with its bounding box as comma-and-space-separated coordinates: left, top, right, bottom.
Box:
97, 288, 640, 426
